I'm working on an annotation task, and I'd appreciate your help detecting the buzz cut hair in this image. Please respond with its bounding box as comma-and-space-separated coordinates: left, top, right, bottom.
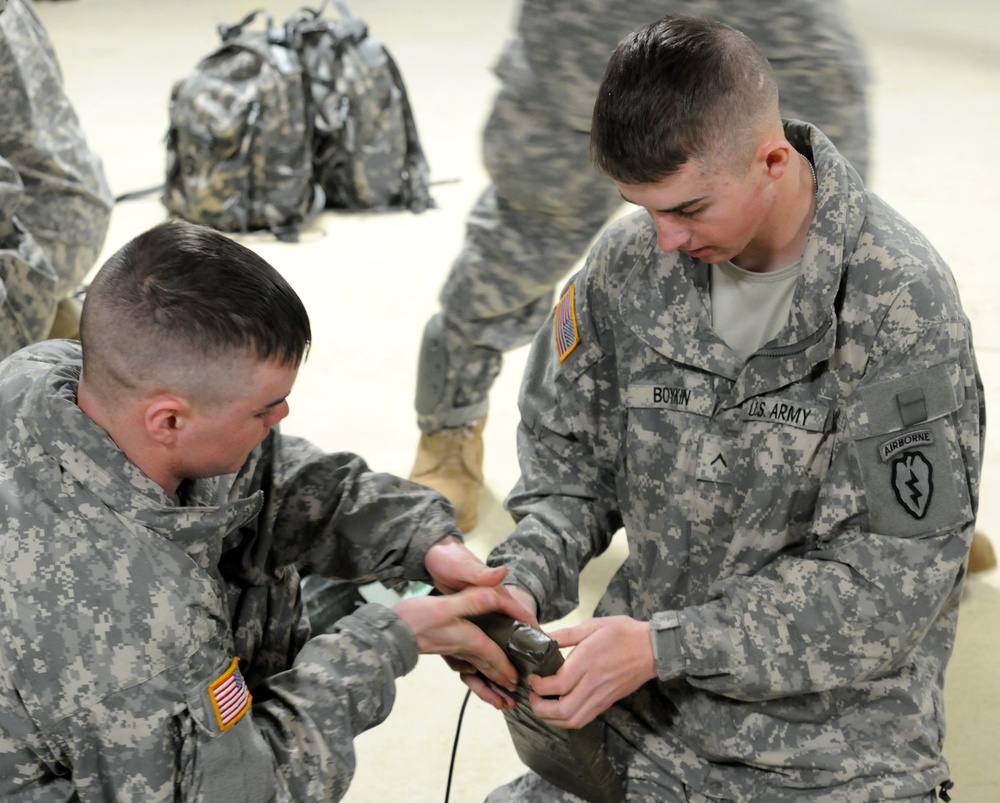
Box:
590, 14, 781, 184
79, 219, 311, 402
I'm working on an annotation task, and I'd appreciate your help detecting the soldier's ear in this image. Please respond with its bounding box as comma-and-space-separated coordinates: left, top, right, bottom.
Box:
145, 393, 190, 446
759, 139, 792, 180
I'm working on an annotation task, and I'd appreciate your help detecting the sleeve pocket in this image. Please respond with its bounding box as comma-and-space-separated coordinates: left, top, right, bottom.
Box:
851, 364, 972, 537
179, 660, 279, 803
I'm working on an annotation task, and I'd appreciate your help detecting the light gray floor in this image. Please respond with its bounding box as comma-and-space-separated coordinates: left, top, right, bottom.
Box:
36, 0, 1000, 800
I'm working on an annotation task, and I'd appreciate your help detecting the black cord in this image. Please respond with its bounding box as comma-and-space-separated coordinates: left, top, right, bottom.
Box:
444, 688, 473, 803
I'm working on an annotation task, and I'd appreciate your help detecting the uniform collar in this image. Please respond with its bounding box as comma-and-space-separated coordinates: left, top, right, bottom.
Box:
619, 121, 867, 383
14, 342, 263, 565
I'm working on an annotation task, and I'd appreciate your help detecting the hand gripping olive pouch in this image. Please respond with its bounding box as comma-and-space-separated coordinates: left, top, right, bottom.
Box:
468, 613, 626, 803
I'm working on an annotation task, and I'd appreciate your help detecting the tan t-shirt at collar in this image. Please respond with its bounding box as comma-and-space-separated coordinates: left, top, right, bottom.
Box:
710, 259, 802, 361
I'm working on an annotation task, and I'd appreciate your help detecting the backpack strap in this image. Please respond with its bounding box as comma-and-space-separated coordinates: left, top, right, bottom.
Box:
114, 184, 163, 203
219, 8, 294, 47
287, 0, 434, 212
328, 0, 368, 42
324, 0, 433, 210
270, 182, 326, 243
380, 46, 435, 213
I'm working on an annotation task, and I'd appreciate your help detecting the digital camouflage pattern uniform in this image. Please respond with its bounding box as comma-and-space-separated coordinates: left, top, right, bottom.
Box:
0, 0, 112, 358
485, 123, 983, 802
416, 0, 870, 432
0, 341, 460, 801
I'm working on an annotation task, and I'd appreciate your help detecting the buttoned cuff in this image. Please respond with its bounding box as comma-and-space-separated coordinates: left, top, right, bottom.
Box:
341, 603, 419, 677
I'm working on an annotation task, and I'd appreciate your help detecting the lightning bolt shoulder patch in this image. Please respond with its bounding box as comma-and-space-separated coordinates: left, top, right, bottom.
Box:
890, 450, 933, 519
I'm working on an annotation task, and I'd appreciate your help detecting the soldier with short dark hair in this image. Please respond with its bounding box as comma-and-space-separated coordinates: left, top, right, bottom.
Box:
467, 15, 982, 802
0, 219, 529, 801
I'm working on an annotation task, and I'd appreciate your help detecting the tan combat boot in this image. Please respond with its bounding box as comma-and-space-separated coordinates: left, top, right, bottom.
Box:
47, 296, 83, 340
968, 529, 997, 574
409, 418, 485, 532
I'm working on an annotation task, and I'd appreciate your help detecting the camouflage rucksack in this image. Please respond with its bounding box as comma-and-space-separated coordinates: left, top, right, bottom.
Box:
164, 10, 323, 241
290, 0, 434, 213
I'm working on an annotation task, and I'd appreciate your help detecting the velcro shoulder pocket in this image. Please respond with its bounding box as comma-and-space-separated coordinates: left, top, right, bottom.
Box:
850, 363, 971, 536
180, 658, 277, 801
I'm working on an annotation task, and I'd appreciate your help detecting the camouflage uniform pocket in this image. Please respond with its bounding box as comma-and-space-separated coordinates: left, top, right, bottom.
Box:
179, 657, 277, 802
852, 364, 972, 537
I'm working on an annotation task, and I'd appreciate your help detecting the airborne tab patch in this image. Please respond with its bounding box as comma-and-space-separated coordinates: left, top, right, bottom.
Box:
209, 658, 252, 731
879, 428, 934, 462
554, 285, 580, 362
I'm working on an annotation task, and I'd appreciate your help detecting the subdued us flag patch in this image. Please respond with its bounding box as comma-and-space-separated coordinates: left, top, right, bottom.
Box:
555, 284, 580, 362
210, 657, 252, 731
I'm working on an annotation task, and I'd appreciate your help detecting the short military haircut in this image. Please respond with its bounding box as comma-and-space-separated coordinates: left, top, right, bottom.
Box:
591, 14, 781, 184
80, 219, 311, 401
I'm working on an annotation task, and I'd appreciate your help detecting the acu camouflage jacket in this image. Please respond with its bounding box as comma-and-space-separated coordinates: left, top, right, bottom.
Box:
0, 340, 457, 801
491, 123, 984, 801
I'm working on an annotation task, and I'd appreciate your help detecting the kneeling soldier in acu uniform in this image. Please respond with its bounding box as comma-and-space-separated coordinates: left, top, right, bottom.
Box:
0, 219, 531, 801
460, 15, 983, 803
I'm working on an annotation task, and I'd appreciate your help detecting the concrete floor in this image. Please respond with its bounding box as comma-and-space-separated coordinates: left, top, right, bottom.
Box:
35, 0, 1000, 800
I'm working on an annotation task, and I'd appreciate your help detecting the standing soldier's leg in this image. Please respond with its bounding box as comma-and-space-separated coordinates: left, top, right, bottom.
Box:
0, 155, 57, 356
719, 0, 871, 179
0, 0, 112, 355
410, 87, 622, 530
409, 42, 624, 530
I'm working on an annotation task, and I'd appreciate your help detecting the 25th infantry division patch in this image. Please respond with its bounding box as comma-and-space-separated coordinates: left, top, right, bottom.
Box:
891, 450, 933, 519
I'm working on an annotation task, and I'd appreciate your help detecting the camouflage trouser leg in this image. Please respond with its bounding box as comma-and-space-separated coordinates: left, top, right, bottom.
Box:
484, 770, 939, 802
503, 0, 871, 180
0, 0, 113, 359
688, 0, 871, 179
415, 85, 623, 432
661, 0, 871, 180
483, 769, 692, 803
766, 52, 870, 182
0, 157, 58, 357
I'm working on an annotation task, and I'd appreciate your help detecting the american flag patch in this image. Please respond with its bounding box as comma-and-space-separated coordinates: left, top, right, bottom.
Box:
209, 658, 252, 731
554, 285, 580, 362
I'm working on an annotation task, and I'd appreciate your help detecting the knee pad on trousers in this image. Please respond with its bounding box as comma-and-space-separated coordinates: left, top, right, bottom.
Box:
414, 312, 449, 416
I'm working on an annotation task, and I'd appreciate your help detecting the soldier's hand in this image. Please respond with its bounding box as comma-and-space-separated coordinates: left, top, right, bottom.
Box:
525, 616, 656, 729
444, 583, 539, 710
502, 584, 538, 621
423, 535, 507, 594
444, 654, 517, 710
394, 585, 532, 692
